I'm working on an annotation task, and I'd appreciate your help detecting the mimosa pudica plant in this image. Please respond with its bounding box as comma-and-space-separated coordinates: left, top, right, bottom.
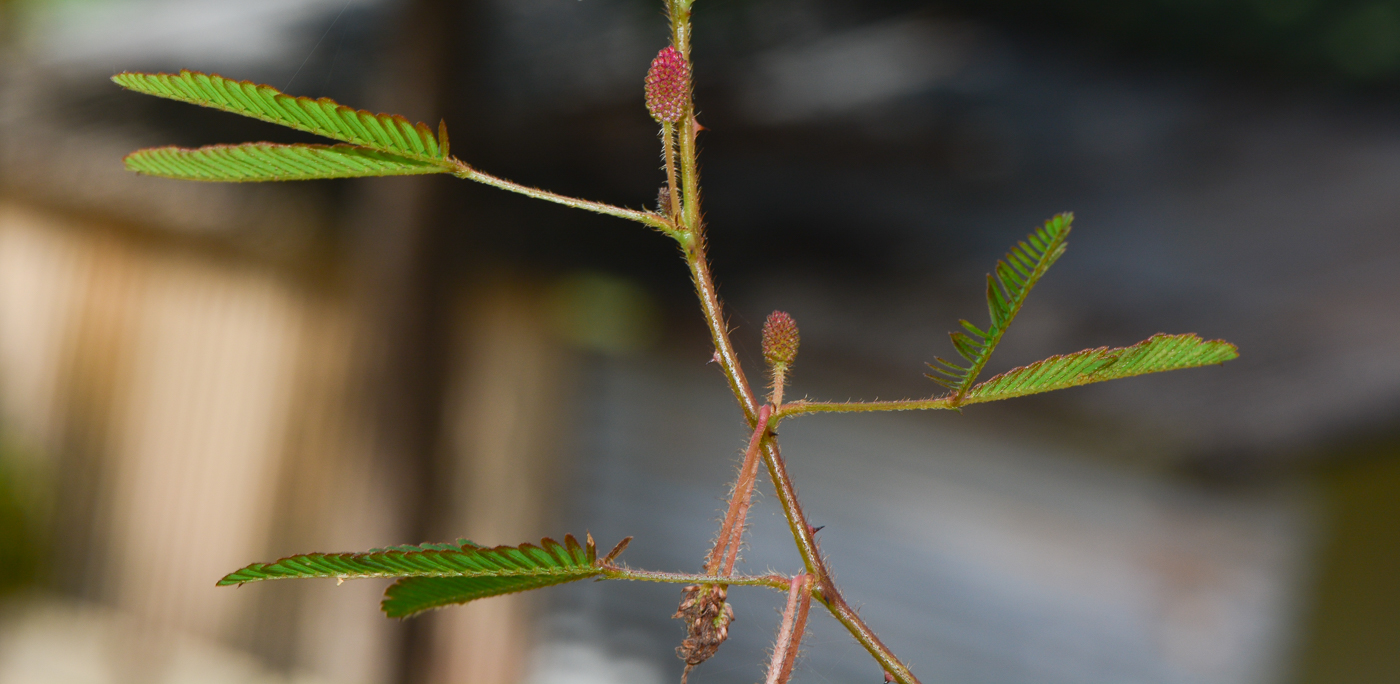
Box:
111, 3, 1238, 683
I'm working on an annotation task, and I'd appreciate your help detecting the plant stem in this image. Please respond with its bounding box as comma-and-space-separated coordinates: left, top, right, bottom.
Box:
667, 4, 920, 683
670, 1, 692, 63
770, 369, 786, 407
601, 566, 791, 590
776, 396, 956, 420
759, 441, 922, 684
661, 122, 683, 221
706, 405, 771, 576
678, 114, 701, 232
765, 574, 813, 684
684, 237, 759, 416
449, 161, 678, 236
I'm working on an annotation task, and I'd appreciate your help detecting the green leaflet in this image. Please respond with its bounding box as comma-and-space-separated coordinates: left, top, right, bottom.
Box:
111, 70, 446, 161
219, 535, 604, 618
381, 536, 601, 617
125, 143, 446, 182
385, 574, 577, 618
928, 213, 1072, 402
961, 333, 1238, 404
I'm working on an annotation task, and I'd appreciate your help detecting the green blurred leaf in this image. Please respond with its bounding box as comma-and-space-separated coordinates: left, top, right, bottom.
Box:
124, 143, 446, 182
962, 333, 1238, 404
219, 535, 606, 618
112, 70, 447, 161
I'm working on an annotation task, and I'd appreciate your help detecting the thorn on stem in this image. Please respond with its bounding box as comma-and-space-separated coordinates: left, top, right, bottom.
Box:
808, 524, 824, 534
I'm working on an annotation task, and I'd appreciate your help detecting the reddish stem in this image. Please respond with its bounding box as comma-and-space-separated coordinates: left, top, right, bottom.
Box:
706, 404, 771, 575
765, 574, 813, 684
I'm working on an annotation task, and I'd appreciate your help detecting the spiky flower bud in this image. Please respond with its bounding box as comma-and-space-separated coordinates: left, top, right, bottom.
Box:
645, 46, 690, 123
762, 311, 800, 368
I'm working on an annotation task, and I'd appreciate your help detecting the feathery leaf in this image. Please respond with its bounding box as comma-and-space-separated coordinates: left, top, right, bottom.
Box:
112, 70, 447, 161
928, 213, 1072, 401
125, 144, 446, 182
962, 333, 1238, 404
218, 535, 605, 618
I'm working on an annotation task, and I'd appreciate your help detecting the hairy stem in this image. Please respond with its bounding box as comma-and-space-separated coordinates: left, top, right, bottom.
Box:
765, 574, 813, 684
661, 122, 683, 221
684, 237, 759, 417
670, 1, 692, 65
601, 566, 791, 590
678, 114, 701, 232
777, 396, 956, 420
706, 405, 772, 576
450, 161, 677, 236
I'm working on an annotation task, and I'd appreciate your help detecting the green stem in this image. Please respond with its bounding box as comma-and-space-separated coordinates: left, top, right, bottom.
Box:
677, 114, 701, 233
449, 160, 678, 237
684, 237, 759, 417
776, 396, 956, 420
601, 565, 790, 590
670, 1, 692, 62
661, 122, 683, 221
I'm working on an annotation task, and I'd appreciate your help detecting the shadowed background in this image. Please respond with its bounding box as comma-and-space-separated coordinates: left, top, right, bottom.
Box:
1, 1, 1398, 683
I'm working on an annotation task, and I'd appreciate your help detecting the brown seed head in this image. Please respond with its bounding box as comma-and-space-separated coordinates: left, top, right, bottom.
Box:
762, 311, 800, 368
645, 46, 690, 123
673, 584, 734, 667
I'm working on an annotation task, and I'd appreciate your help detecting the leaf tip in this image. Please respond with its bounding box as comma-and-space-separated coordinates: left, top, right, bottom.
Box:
601, 536, 633, 565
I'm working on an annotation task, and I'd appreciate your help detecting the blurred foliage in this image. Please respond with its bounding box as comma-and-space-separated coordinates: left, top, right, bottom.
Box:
0, 434, 44, 595
956, 0, 1400, 84
546, 271, 660, 356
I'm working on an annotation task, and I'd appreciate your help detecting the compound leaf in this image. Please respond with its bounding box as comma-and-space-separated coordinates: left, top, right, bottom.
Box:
112, 70, 446, 161
219, 535, 604, 618
929, 213, 1072, 402
962, 333, 1238, 404
125, 143, 446, 182
380, 536, 600, 617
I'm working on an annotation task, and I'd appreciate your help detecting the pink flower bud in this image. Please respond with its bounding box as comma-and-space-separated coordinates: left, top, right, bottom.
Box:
762, 311, 800, 368
645, 46, 690, 123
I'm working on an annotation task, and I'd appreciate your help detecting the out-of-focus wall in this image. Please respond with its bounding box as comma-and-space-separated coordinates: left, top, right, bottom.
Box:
0, 199, 567, 683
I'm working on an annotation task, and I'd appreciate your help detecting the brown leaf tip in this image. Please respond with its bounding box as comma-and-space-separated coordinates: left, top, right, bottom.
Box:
645, 46, 690, 123
762, 311, 800, 368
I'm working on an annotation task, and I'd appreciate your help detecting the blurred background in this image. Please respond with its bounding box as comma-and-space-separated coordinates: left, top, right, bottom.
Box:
1, 0, 1398, 683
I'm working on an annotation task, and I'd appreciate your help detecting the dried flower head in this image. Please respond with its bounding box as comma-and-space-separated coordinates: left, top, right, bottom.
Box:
673, 584, 735, 668
645, 46, 690, 123
762, 311, 800, 368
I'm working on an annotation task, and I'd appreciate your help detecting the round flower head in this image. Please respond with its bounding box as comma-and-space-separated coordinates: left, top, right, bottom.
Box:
645, 46, 690, 123
762, 311, 800, 368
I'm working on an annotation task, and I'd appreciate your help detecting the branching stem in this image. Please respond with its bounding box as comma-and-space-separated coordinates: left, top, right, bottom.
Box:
661, 5, 922, 682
